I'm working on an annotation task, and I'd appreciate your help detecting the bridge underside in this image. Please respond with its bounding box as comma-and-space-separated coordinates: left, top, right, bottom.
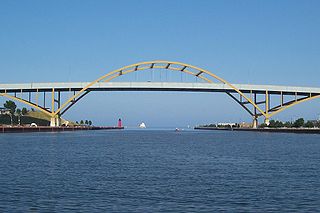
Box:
1, 82, 320, 96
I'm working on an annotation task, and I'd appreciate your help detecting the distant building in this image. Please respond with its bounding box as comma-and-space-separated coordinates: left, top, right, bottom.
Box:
239, 122, 253, 128
0, 107, 10, 115
217, 123, 237, 128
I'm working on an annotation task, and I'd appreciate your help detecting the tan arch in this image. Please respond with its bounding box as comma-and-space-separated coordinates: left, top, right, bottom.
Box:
0, 93, 53, 117
54, 60, 268, 117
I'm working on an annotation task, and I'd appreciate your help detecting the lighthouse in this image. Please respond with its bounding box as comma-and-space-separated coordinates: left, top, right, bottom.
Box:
118, 118, 122, 128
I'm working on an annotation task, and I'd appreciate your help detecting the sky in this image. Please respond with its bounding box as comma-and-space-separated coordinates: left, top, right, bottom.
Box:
0, 0, 320, 127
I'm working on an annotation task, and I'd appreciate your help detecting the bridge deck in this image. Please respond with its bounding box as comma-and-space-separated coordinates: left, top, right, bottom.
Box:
0, 82, 320, 96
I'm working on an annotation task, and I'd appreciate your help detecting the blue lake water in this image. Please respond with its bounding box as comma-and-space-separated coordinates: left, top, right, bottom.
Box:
0, 130, 320, 212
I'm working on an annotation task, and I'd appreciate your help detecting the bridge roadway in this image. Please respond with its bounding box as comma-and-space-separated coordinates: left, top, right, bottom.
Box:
1, 82, 320, 96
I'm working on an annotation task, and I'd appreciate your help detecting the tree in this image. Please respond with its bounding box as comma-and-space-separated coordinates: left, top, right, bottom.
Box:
293, 118, 304, 128
80, 120, 84, 125
85, 120, 89, 125
88, 120, 92, 126
20, 107, 28, 125
260, 123, 267, 128
16, 108, 22, 126
22, 107, 28, 115
268, 120, 284, 128
284, 121, 292, 128
4, 100, 17, 125
304, 121, 315, 128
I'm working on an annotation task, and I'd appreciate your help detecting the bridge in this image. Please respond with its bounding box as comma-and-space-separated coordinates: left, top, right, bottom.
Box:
1, 61, 319, 127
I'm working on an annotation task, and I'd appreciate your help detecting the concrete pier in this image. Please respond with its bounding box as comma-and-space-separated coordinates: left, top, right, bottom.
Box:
0, 126, 124, 133
195, 126, 320, 134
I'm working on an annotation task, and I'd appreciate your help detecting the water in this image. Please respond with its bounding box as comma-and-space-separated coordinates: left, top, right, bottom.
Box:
0, 130, 320, 212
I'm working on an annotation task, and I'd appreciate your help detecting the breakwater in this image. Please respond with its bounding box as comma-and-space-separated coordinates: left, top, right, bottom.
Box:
195, 127, 320, 134
0, 126, 124, 133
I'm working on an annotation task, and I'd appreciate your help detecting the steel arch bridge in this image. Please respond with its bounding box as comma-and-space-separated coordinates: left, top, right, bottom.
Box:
1, 60, 320, 127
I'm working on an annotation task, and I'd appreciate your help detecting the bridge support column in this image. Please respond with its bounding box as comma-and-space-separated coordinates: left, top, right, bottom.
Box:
264, 118, 270, 126
50, 116, 61, 127
252, 117, 258, 129
50, 117, 56, 127
264, 90, 270, 126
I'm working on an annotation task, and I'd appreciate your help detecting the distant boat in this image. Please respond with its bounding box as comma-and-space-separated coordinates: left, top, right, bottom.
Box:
139, 122, 146, 128
175, 128, 180, 132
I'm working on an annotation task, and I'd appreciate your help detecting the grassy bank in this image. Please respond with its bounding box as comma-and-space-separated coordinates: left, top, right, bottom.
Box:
0, 114, 50, 126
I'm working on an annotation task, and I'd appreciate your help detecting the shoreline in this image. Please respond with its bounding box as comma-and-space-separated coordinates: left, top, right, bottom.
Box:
0, 126, 124, 133
195, 127, 320, 134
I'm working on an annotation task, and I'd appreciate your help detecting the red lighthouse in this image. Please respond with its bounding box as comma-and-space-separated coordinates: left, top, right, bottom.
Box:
118, 118, 122, 128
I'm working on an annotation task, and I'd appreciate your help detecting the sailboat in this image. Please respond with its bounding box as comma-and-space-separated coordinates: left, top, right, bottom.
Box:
139, 122, 146, 128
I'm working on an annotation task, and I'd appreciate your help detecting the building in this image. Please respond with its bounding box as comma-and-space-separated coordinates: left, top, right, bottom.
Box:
0, 107, 10, 115
239, 122, 253, 128
217, 123, 238, 128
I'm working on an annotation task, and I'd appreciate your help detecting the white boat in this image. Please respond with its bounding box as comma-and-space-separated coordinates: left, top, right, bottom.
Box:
139, 122, 146, 128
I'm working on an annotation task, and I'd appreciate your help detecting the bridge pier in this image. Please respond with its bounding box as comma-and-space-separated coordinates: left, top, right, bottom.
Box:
50, 117, 61, 127
252, 117, 258, 129
264, 118, 270, 126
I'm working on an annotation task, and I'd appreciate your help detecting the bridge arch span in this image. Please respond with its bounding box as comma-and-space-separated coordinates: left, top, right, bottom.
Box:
54, 61, 268, 120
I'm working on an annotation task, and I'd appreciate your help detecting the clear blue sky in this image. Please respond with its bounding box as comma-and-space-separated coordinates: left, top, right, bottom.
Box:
1, 0, 320, 127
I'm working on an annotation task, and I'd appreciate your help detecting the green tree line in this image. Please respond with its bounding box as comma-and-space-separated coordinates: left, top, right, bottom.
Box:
2, 100, 29, 125
1, 100, 93, 126
260, 118, 320, 128
76, 120, 93, 126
